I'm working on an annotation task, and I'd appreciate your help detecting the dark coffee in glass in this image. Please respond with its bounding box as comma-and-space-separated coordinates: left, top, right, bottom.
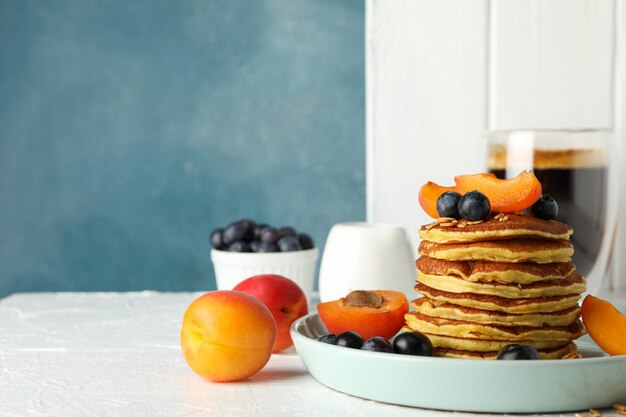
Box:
486, 130, 609, 277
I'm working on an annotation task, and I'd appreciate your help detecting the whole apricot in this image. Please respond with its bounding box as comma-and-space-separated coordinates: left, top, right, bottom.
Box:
234, 274, 308, 352
180, 291, 277, 382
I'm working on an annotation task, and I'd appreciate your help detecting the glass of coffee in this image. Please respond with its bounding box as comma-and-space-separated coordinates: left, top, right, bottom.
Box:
486, 130, 617, 292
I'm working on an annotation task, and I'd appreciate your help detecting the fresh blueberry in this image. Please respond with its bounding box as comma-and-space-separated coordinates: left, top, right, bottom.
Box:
336, 331, 364, 349
253, 223, 268, 240
392, 331, 433, 356
249, 240, 261, 252
361, 337, 394, 353
496, 344, 540, 360
260, 227, 281, 244
279, 226, 298, 238
531, 195, 558, 220
223, 222, 248, 245
238, 219, 256, 241
436, 191, 462, 219
227, 241, 251, 253
458, 190, 491, 221
277, 235, 302, 252
318, 334, 338, 345
255, 241, 278, 253
297, 233, 315, 250
209, 228, 226, 250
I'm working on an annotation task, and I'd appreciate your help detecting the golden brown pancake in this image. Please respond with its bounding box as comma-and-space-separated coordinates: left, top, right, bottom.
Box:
401, 327, 572, 352
416, 272, 586, 299
415, 282, 581, 314
405, 312, 585, 341
432, 342, 577, 360
419, 214, 573, 243
419, 239, 573, 263
411, 297, 581, 327
416, 256, 575, 284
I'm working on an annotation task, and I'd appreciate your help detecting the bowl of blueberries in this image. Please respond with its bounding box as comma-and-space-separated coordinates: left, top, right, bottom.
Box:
210, 219, 318, 297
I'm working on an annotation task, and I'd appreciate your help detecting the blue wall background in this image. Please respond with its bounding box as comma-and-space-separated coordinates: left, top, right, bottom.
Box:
0, 0, 365, 297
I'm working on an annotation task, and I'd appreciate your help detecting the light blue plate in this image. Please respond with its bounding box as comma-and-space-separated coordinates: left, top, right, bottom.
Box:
291, 313, 626, 413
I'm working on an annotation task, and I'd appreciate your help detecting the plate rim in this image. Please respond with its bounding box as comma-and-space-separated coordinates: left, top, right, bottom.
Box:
292, 312, 626, 365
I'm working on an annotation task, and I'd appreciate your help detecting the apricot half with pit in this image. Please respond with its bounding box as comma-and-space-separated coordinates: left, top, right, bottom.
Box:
317, 290, 409, 340
581, 295, 626, 356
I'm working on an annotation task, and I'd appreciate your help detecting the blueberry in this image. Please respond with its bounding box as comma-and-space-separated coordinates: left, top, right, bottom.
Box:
279, 226, 298, 238
336, 331, 364, 349
223, 222, 248, 245
249, 240, 261, 252
361, 336, 394, 353
255, 241, 278, 253
237, 219, 256, 241
227, 241, 251, 253
318, 334, 338, 345
298, 233, 315, 250
253, 223, 268, 240
496, 344, 540, 360
458, 190, 491, 221
392, 331, 433, 356
531, 195, 558, 220
277, 235, 302, 252
209, 228, 226, 250
260, 227, 281, 244
436, 191, 462, 219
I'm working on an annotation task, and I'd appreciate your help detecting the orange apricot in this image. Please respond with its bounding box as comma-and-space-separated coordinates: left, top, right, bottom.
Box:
454, 170, 542, 213
317, 290, 409, 340
581, 295, 626, 356
418, 182, 457, 219
180, 291, 277, 382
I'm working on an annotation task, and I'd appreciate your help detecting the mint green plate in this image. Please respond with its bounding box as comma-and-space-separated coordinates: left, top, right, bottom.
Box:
291, 313, 626, 413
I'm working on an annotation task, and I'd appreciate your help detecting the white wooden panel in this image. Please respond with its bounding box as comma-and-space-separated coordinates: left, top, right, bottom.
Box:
613, 0, 626, 290
367, 0, 624, 288
366, 0, 488, 252
489, 0, 614, 130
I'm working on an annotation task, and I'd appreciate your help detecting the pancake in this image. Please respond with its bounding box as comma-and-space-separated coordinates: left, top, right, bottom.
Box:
416, 256, 575, 284
405, 312, 585, 341
415, 282, 581, 314
412, 297, 581, 327
401, 327, 572, 352
419, 239, 573, 263
432, 342, 577, 360
416, 272, 586, 299
419, 213, 572, 243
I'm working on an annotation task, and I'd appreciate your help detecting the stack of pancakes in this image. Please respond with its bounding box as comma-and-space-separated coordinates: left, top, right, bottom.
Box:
404, 213, 586, 359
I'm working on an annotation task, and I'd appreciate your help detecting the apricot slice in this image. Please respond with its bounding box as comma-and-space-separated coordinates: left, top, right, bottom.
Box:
317, 290, 409, 340
455, 170, 542, 213
418, 182, 456, 219
581, 295, 626, 356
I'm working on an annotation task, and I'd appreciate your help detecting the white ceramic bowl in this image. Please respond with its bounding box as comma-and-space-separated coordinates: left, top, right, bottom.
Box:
210, 248, 319, 299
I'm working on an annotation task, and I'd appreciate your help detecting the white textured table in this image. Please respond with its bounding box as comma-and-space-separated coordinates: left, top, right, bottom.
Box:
1, 291, 625, 417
